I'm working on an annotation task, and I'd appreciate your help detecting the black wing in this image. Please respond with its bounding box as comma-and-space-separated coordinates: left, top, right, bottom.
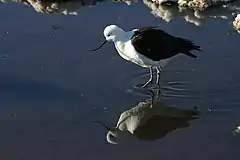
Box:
131, 27, 201, 61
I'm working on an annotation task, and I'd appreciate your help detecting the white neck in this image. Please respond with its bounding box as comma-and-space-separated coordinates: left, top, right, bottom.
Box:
114, 31, 134, 43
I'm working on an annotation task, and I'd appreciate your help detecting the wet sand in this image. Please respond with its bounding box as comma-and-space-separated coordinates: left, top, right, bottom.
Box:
0, 1, 239, 160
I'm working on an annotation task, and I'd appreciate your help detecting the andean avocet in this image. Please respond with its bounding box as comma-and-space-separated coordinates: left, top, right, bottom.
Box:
90, 25, 201, 88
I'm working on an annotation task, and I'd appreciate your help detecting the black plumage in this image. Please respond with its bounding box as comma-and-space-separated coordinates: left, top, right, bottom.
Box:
131, 27, 201, 61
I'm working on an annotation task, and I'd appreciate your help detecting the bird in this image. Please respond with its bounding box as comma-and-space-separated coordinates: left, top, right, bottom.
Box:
89, 25, 201, 88
92, 89, 199, 144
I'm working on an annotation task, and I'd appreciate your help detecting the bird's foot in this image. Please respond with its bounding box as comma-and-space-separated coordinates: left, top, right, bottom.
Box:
134, 77, 154, 89
134, 83, 161, 92
134, 82, 152, 89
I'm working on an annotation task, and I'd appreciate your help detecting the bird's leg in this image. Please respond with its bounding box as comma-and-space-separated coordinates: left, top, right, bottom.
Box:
141, 67, 153, 88
156, 66, 162, 87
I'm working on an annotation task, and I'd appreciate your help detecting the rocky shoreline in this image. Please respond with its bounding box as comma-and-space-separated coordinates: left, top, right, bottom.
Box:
1, 0, 240, 32
0, 0, 99, 14
147, 0, 238, 11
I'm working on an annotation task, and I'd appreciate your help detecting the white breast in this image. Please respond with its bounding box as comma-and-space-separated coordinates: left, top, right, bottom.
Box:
114, 41, 152, 68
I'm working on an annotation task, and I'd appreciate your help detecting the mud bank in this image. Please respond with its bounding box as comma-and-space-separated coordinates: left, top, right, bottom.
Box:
149, 0, 237, 11
144, 0, 240, 27
0, 0, 101, 14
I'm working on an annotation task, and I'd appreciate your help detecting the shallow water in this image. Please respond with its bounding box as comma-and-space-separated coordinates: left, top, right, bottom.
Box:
0, 0, 240, 160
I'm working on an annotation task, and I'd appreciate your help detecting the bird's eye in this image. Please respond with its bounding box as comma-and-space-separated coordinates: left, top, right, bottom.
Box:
107, 33, 111, 37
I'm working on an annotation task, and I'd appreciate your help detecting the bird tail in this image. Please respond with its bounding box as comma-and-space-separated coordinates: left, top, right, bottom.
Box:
179, 38, 201, 58
191, 43, 201, 52
184, 51, 197, 58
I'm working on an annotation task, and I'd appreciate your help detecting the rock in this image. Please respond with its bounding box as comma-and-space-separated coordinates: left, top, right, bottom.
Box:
143, 0, 240, 26
149, 0, 237, 11
233, 14, 240, 31
143, 0, 203, 26
151, 0, 178, 4
1, 0, 100, 15
178, 0, 210, 11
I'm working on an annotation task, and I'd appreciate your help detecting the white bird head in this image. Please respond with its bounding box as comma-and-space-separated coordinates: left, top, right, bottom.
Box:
88, 24, 125, 52
92, 121, 119, 144
106, 127, 121, 145
92, 120, 132, 145
106, 127, 135, 145
103, 25, 124, 42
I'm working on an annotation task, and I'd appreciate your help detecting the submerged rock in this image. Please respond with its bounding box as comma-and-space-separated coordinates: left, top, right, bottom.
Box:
143, 0, 204, 26
233, 14, 240, 31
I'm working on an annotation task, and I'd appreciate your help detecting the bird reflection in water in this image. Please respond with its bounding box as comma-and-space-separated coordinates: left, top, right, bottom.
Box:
93, 88, 199, 144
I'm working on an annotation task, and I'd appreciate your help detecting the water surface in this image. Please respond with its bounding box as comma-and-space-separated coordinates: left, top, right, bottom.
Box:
0, 1, 239, 160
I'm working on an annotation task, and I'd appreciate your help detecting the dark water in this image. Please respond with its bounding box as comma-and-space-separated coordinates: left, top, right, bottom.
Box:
0, 1, 240, 160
